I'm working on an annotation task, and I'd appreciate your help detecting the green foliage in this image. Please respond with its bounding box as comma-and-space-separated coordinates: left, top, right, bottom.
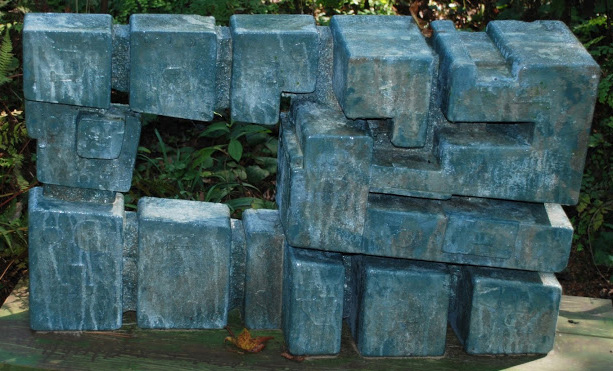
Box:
127, 115, 277, 216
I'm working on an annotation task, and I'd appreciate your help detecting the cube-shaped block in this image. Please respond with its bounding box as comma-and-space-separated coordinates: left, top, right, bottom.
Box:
331, 15, 433, 147
449, 266, 562, 354
230, 15, 318, 125
137, 198, 231, 329
25, 101, 141, 192
276, 102, 372, 252
350, 257, 450, 357
283, 244, 345, 355
362, 195, 573, 272
28, 187, 124, 330
23, 13, 112, 108
242, 209, 285, 329
130, 14, 217, 121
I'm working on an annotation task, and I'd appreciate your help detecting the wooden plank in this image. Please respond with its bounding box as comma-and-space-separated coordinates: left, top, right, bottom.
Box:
1, 281, 612, 370
557, 295, 613, 339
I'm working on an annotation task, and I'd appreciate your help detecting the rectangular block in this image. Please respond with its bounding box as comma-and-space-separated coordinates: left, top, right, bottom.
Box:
449, 266, 562, 354
28, 187, 124, 330
277, 102, 372, 252
350, 256, 450, 357
361, 194, 573, 272
242, 209, 285, 329
283, 244, 344, 355
122, 211, 138, 312
230, 15, 318, 125
130, 14, 217, 121
137, 198, 231, 329
229, 219, 246, 312
23, 13, 112, 108
330, 15, 433, 147
25, 101, 141, 192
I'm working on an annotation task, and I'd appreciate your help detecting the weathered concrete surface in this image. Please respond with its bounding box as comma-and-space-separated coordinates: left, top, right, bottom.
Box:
330, 15, 433, 148
137, 198, 231, 329
349, 256, 450, 357
130, 14, 217, 121
25, 101, 141, 192
23, 13, 112, 108
229, 219, 246, 312
276, 102, 372, 252
111, 24, 130, 93
369, 20, 601, 205
362, 195, 573, 272
230, 15, 318, 125
122, 211, 138, 312
283, 243, 345, 355
28, 187, 124, 330
242, 209, 285, 329
214, 26, 233, 112
449, 266, 562, 354
42, 184, 116, 204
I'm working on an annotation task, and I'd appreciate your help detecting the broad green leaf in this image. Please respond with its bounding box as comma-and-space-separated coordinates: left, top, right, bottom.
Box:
228, 139, 243, 162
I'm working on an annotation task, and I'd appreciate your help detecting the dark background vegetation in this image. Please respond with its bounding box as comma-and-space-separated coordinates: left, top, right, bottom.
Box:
1, 0, 611, 305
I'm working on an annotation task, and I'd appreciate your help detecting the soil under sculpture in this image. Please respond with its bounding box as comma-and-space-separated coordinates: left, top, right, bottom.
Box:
23, 13, 599, 357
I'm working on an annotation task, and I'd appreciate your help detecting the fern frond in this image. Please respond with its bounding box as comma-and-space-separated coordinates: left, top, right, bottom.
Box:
0, 28, 14, 86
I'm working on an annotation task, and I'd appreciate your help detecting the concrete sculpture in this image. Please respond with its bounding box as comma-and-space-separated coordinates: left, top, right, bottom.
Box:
24, 12, 599, 357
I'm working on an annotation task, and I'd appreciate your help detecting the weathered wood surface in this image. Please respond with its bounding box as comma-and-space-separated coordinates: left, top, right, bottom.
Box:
1, 280, 611, 370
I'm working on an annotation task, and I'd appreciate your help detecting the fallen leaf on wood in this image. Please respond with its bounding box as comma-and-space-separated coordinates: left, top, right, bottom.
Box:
224, 326, 274, 353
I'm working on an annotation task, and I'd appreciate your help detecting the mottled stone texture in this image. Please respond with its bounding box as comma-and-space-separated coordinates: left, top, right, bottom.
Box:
29, 187, 124, 331
137, 198, 231, 329
23, 13, 112, 108
229, 219, 246, 312
362, 195, 573, 272
122, 211, 138, 312
349, 256, 450, 357
276, 102, 372, 252
111, 24, 130, 93
25, 101, 141, 192
383, 19, 599, 205
43, 184, 116, 204
283, 243, 344, 355
242, 209, 285, 329
330, 16, 433, 148
130, 14, 217, 121
449, 266, 562, 354
230, 15, 318, 125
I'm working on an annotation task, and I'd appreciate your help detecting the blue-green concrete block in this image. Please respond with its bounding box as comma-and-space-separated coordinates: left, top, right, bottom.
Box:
349, 256, 450, 357
28, 187, 124, 330
130, 14, 217, 121
330, 16, 433, 148
112, 24, 130, 93
406, 20, 600, 204
229, 219, 246, 312
122, 211, 138, 312
43, 184, 116, 204
449, 266, 562, 354
25, 101, 141, 192
283, 243, 344, 355
230, 15, 318, 125
137, 198, 231, 329
23, 13, 112, 108
362, 194, 573, 272
242, 209, 285, 329
276, 102, 372, 252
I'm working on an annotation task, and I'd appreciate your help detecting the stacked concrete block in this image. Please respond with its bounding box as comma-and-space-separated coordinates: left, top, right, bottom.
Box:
129, 14, 217, 121
449, 266, 562, 354
230, 15, 319, 125
29, 187, 124, 331
137, 198, 231, 329
330, 16, 434, 148
283, 243, 345, 355
242, 209, 285, 329
24, 13, 599, 361
349, 257, 450, 357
